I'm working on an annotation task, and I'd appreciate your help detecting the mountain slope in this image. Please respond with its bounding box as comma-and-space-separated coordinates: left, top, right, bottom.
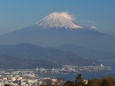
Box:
0, 12, 115, 53
58, 44, 115, 60
0, 26, 115, 53
0, 43, 98, 69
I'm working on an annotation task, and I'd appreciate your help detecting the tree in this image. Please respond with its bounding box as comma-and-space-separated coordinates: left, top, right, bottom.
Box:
75, 74, 84, 83
75, 74, 88, 86
4, 84, 11, 86
64, 80, 74, 86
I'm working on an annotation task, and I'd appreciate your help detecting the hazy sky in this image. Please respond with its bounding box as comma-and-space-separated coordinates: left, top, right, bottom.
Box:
0, 0, 115, 35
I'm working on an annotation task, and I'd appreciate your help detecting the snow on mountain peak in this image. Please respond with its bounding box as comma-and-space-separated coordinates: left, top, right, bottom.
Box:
35, 12, 82, 29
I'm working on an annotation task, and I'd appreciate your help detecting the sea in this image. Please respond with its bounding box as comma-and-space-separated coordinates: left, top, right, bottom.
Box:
39, 61, 115, 81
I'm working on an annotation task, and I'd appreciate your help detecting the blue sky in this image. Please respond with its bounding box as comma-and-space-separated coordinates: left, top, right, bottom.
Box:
0, 0, 115, 35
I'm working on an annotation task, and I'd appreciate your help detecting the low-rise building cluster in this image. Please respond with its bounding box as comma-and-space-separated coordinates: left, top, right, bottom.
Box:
35, 64, 112, 74
0, 70, 64, 86
0, 64, 111, 86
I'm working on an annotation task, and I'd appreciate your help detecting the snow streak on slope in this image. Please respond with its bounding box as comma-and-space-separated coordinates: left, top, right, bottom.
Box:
35, 12, 82, 29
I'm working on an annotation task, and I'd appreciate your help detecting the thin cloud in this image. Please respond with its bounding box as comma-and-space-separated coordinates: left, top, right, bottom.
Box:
87, 20, 97, 24
90, 26, 97, 29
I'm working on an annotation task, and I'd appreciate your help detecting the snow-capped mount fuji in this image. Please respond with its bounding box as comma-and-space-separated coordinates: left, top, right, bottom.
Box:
0, 12, 115, 53
35, 12, 83, 29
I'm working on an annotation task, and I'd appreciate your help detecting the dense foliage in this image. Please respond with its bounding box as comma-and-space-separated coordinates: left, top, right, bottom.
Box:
64, 74, 115, 86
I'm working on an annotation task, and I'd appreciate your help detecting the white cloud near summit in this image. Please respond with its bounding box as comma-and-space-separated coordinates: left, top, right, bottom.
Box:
60, 12, 75, 21
90, 26, 96, 29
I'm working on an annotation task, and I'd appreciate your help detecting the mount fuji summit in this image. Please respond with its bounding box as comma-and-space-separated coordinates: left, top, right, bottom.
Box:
35, 12, 82, 29
0, 12, 115, 53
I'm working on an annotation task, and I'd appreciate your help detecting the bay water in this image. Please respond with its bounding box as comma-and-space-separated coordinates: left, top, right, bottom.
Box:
39, 61, 115, 81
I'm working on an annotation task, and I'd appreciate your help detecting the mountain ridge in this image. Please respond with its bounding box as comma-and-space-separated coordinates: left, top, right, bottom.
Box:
0, 43, 99, 69
58, 44, 115, 60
